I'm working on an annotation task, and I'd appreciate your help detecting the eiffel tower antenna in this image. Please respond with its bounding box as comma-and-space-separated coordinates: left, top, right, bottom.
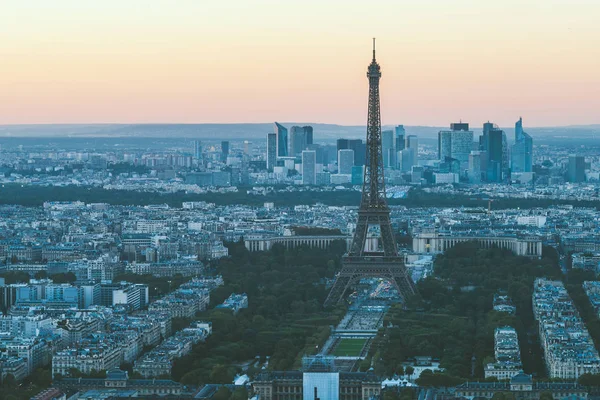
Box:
324, 40, 417, 307
372, 37, 376, 60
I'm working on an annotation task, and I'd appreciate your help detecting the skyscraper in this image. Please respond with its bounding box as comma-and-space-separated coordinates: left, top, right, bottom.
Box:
306, 144, 327, 165
337, 139, 366, 166
438, 123, 473, 171
302, 150, 316, 185
405, 135, 418, 152
398, 148, 414, 172
289, 126, 305, 157
351, 165, 364, 185
289, 126, 313, 156
221, 141, 229, 162
481, 121, 494, 152
468, 151, 482, 183
382, 130, 394, 168
395, 125, 406, 151
274, 122, 288, 158
304, 126, 314, 146
511, 117, 533, 173
266, 133, 277, 172
338, 149, 354, 175
438, 130, 452, 161
193, 140, 202, 160
405, 135, 418, 167
336, 138, 349, 152
450, 124, 473, 171
450, 122, 469, 131
485, 123, 505, 182
316, 172, 331, 186
351, 140, 366, 166
568, 155, 586, 183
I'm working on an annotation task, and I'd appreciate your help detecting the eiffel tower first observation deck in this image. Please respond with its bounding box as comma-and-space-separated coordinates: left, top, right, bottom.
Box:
324, 39, 417, 307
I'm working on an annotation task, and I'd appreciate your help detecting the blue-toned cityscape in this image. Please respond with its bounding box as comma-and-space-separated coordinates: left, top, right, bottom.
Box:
3, 2, 600, 400
2, 62, 600, 400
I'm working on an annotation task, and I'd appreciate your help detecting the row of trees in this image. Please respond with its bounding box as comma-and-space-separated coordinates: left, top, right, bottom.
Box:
290, 226, 343, 236
2, 184, 600, 210
112, 272, 191, 298
0, 367, 52, 400
371, 242, 562, 381
168, 240, 567, 387
169, 240, 347, 385
0, 271, 76, 284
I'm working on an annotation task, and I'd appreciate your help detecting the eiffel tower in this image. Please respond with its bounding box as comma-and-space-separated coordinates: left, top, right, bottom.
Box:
324, 39, 417, 307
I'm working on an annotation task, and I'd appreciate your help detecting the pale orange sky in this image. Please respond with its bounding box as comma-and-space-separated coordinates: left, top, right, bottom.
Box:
1, 0, 599, 126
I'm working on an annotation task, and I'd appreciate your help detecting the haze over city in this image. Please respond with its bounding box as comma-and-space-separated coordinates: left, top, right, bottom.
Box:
2, 0, 600, 127
4, 2, 600, 400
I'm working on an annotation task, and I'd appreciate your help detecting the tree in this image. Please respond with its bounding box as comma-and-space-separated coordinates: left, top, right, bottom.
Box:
231, 387, 248, 400
0, 271, 30, 284
172, 317, 193, 332
399, 387, 416, 400
396, 365, 404, 376
383, 390, 401, 400
166, 243, 347, 384
50, 272, 76, 283
405, 366, 414, 379
87, 369, 107, 378
415, 370, 464, 388
30, 367, 52, 387
415, 369, 433, 386
504, 393, 516, 400
252, 315, 265, 327
291, 226, 342, 236
359, 359, 371, 372
492, 393, 515, 400
2, 373, 17, 388
578, 373, 600, 386
68, 368, 82, 378
539, 391, 554, 400
120, 362, 133, 374
209, 364, 234, 384
34, 270, 48, 280
213, 386, 232, 400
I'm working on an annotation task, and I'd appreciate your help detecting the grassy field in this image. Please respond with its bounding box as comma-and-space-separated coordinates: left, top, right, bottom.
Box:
332, 338, 367, 356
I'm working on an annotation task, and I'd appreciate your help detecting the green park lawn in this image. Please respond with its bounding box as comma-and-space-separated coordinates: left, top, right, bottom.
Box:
332, 338, 367, 356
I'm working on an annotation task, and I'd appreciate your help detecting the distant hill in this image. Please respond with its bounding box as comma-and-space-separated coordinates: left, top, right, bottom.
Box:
0, 123, 443, 140
0, 123, 598, 140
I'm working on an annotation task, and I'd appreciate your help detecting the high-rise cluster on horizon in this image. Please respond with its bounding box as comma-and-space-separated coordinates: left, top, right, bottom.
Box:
267, 122, 339, 184
272, 122, 313, 159
434, 118, 535, 184
260, 114, 600, 186
257, 42, 591, 188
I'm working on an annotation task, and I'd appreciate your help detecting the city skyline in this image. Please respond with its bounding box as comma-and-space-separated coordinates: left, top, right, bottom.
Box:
3, 2, 600, 396
2, 1, 600, 127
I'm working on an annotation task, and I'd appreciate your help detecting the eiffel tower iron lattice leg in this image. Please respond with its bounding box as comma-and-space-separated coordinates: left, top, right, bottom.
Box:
324, 257, 416, 306
325, 39, 417, 307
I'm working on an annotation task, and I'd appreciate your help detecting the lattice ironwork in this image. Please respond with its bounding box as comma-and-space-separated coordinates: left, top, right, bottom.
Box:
325, 39, 417, 307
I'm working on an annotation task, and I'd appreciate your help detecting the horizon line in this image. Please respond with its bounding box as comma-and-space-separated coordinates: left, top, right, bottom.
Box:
1, 122, 599, 129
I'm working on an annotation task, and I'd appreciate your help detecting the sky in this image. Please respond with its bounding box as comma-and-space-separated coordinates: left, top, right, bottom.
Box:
1, 0, 599, 127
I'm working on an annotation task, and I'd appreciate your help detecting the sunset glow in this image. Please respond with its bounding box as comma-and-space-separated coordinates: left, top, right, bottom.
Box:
1, 0, 599, 126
